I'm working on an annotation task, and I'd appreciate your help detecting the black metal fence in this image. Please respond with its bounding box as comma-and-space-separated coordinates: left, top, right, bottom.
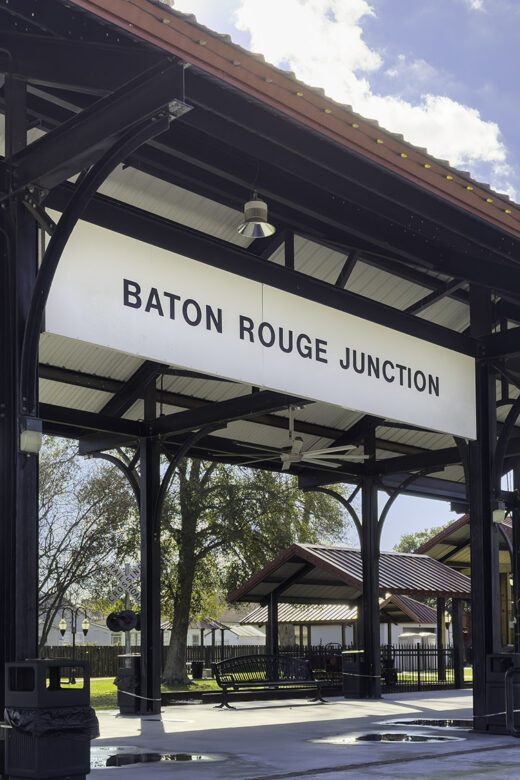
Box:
42, 643, 465, 694
381, 644, 456, 693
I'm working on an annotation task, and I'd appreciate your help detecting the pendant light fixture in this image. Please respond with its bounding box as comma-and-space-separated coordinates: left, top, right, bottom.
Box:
237, 192, 276, 238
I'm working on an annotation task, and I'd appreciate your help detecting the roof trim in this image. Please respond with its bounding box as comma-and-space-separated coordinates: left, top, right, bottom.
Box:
229, 543, 472, 602
416, 514, 470, 554
68, 0, 520, 238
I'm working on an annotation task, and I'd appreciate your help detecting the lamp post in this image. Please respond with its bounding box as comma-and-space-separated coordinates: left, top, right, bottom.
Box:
59, 607, 90, 683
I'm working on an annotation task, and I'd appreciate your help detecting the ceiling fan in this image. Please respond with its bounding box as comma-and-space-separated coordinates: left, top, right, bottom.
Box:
237, 406, 369, 471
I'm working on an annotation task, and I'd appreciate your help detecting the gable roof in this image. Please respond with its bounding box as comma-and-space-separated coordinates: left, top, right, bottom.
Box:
229, 543, 471, 604
417, 514, 512, 576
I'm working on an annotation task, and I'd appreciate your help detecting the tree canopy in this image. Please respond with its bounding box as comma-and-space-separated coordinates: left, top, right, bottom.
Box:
393, 522, 452, 554
160, 459, 354, 684
38, 438, 136, 649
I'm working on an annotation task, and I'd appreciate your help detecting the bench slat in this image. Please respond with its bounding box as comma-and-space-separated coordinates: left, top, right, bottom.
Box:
213, 654, 328, 709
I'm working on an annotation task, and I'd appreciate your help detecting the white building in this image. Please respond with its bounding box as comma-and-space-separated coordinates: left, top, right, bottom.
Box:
241, 594, 439, 647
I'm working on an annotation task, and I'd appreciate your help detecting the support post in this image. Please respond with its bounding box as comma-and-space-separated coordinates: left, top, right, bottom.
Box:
1, 74, 39, 738
267, 592, 279, 655
436, 597, 446, 682
452, 598, 465, 689
468, 285, 502, 732
139, 385, 162, 714
513, 468, 520, 656
360, 429, 381, 698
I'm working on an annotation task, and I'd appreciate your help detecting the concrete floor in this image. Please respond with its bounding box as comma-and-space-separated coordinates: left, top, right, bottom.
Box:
91, 690, 520, 779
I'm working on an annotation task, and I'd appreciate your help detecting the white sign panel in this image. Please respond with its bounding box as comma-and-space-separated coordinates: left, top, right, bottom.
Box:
45, 220, 476, 439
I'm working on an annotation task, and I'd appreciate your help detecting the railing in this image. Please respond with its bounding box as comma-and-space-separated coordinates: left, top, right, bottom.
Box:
381, 644, 456, 693
41, 643, 466, 693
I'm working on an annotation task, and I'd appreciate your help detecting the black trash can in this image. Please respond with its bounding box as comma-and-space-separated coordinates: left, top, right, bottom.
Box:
4, 659, 97, 779
191, 661, 203, 680
115, 654, 141, 715
342, 650, 367, 698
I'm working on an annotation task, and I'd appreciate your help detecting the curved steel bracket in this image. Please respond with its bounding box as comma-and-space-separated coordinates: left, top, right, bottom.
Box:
88, 451, 140, 507
19, 114, 170, 417
495, 395, 520, 497
306, 485, 362, 543
376, 470, 430, 548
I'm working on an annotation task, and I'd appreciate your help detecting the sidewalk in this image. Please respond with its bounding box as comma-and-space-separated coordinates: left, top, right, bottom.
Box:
91, 690, 520, 779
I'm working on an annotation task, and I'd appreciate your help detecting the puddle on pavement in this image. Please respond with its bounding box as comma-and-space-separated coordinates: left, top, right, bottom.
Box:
377, 718, 473, 730
314, 731, 465, 745
91, 746, 223, 768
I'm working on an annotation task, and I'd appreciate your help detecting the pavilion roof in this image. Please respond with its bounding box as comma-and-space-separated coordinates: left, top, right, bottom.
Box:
229, 543, 472, 604
241, 593, 437, 626
418, 514, 513, 576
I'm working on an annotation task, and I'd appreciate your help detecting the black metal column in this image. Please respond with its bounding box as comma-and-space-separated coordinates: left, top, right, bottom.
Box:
513, 468, 520, 656
468, 285, 501, 731
360, 430, 381, 698
267, 592, 279, 655
436, 597, 446, 681
1, 75, 39, 709
452, 598, 465, 689
139, 386, 162, 714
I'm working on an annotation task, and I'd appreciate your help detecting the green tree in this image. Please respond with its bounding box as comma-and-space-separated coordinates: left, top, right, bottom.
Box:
38, 438, 136, 650
393, 522, 451, 554
160, 460, 352, 685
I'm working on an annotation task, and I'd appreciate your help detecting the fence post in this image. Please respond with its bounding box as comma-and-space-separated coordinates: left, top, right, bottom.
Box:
416, 643, 421, 691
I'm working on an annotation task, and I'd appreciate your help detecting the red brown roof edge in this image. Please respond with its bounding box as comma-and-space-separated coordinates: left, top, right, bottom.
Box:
416, 514, 470, 555
68, 0, 520, 239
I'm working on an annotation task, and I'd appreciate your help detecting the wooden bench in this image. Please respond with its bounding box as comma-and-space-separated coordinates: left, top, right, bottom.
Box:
213, 654, 329, 709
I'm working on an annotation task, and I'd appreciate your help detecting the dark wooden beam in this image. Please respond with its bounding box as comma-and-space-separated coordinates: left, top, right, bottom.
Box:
3, 59, 184, 193
376, 447, 461, 475
335, 251, 358, 288
39, 402, 147, 438
100, 360, 165, 418
482, 326, 520, 359
151, 391, 309, 436
0, 31, 162, 94
285, 230, 295, 270
406, 279, 466, 315
260, 563, 314, 606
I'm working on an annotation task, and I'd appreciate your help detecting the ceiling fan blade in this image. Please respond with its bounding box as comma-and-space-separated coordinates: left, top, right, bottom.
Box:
307, 444, 357, 456
233, 441, 280, 455
301, 451, 368, 461
329, 454, 370, 461
281, 459, 291, 471
236, 454, 279, 467
301, 457, 341, 468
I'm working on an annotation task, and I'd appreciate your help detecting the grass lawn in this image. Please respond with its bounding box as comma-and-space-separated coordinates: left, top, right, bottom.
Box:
65, 676, 220, 709
70, 669, 474, 710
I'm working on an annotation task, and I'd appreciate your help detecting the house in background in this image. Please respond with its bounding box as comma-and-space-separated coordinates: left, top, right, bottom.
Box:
40, 617, 112, 647
241, 594, 440, 647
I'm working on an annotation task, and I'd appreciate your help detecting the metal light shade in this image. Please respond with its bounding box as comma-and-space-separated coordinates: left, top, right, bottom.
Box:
59, 618, 67, 637
237, 198, 276, 238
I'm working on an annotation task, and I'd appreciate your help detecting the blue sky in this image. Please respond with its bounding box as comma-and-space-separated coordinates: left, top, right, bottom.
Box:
170, 0, 515, 547
173, 0, 519, 200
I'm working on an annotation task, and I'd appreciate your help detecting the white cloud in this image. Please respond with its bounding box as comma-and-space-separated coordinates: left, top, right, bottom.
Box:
233, 0, 515, 198
462, 0, 485, 10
